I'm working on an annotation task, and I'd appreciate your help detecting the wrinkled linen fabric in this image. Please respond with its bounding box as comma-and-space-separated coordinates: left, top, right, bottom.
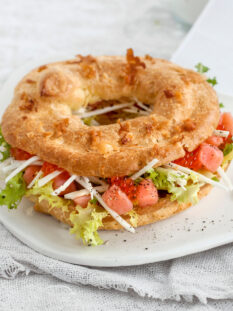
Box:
0, 0, 232, 310
1, 224, 233, 310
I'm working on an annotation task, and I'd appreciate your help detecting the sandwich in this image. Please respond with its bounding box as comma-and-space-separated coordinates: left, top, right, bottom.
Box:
0, 49, 232, 246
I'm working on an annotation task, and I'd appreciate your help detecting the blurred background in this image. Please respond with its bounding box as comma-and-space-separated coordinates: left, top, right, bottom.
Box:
0, 0, 208, 88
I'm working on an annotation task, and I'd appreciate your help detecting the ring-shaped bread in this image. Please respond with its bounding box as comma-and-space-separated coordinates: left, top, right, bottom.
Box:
2, 52, 219, 177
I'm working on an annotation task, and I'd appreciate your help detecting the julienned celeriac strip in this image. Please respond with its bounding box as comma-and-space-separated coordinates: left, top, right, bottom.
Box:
5, 156, 40, 183
28, 170, 43, 189
75, 98, 154, 120
131, 158, 159, 180
213, 130, 229, 137
75, 103, 133, 118
52, 174, 77, 196
64, 185, 108, 199
38, 170, 63, 187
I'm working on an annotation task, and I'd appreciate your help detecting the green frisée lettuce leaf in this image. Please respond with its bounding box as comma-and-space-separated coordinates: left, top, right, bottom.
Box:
195, 63, 217, 87
222, 143, 233, 169
83, 116, 95, 126
170, 183, 200, 205
195, 63, 209, 74
69, 202, 108, 246
207, 77, 218, 87
26, 181, 71, 212
0, 127, 26, 209
146, 167, 189, 189
127, 209, 138, 227
0, 127, 11, 162
0, 172, 26, 209
223, 143, 233, 156
146, 167, 201, 205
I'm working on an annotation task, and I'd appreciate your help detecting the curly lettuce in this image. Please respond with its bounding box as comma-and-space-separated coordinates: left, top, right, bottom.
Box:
0, 172, 26, 209
223, 143, 233, 156
26, 181, 71, 212
83, 116, 95, 126
222, 143, 233, 169
195, 62, 217, 86
195, 63, 209, 74
127, 209, 138, 227
0, 127, 11, 162
170, 183, 200, 204
0, 130, 26, 209
146, 167, 201, 205
70, 203, 108, 246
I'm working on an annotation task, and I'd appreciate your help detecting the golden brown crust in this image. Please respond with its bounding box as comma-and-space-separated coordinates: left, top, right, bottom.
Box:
1, 52, 219, 177
27, 183, 212, 230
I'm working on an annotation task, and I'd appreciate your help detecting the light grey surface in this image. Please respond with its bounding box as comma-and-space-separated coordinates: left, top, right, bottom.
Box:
0, 0, 232, 310
2, 224, 233, 311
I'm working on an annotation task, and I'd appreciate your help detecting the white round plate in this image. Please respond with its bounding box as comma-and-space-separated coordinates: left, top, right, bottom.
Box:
0, 56, 233, 267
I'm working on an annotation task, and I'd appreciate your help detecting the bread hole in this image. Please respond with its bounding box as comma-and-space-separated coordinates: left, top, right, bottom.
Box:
73, 98, 152, 126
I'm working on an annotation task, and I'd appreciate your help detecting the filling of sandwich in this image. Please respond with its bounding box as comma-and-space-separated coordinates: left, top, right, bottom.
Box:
0, 111, 233, 246
73, 98, 152, 126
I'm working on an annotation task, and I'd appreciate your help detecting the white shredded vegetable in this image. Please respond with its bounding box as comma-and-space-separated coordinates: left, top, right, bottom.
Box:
165, 163, 229, 191
134, 97, 152, 112
131, 158, 159, 180
37, 170, 62, 188
27, 170, 43, 189
87, 176, 107, 186
135, 101, 152, 112
5, 156, 40, 184
76, 107, 86, 114
33, 161, 44, 166
217, 167, 233, 191
76, 176, 94, 199
0, 158, 12, 170
2, 160, 43, 173
90, 119, 100, 126
75, 103, 133, 118
75, 176, 135, 233
52, 174, 77, 196
213, 129, 229, 138
64, 185, 108, 200
94, 191, 135, 233
2, 160, 24, 173
123, 108, 149, 116
65, 189, 90, 199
